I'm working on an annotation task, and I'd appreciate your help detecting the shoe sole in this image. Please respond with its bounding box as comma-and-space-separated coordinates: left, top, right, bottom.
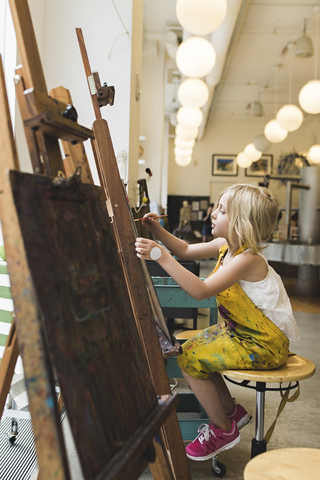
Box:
186, 433, 241, 462
237, 413, 252, 430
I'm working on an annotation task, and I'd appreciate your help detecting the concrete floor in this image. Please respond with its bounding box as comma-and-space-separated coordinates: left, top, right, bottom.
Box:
29, 259, 319, 480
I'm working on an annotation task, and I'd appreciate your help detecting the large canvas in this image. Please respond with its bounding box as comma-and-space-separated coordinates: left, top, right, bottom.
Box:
10, 171, 158, 479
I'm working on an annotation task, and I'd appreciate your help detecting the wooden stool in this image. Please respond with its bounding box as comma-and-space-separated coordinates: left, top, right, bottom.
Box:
176, 334, 315, 477
221, 354, 315, 458
244, 447, 320, 480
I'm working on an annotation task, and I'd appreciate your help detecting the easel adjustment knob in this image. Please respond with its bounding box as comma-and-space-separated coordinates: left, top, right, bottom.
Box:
62, 104, 78, 122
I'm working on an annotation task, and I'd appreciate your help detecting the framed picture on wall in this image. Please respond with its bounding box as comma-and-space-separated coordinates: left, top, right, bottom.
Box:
245, 154, 273, 177
212, 154, 238, 176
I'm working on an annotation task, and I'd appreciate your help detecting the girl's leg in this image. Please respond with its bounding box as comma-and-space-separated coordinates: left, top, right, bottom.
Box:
181, 369, 231, 431
210, 372, 235, 415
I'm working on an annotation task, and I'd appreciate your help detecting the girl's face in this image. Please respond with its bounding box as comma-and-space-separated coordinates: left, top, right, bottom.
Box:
211, 193, 230, 239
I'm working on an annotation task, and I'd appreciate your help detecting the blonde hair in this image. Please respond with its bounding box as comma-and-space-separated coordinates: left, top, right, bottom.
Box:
217, 184, 279, 254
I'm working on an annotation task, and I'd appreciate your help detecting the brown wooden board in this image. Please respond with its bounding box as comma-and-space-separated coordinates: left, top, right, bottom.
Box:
76, 29, 191, 479
9, 170, 175, 479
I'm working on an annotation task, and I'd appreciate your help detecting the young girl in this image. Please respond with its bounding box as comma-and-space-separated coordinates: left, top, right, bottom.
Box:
135, 184, 300, 461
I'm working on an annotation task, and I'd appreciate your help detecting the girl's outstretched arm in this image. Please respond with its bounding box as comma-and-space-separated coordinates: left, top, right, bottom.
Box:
135, 237, 263, 300
140, 213, 222, 260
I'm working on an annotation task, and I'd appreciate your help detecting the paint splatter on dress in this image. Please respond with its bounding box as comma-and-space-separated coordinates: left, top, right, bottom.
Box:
177, 245, 289, 380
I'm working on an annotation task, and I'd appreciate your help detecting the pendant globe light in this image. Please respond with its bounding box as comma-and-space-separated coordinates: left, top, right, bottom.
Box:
178, 78, 209, 108
264, 67, 288, 143
307, 144, 320, 163
176, 0, 227, 36
175, 156, 192, 166
253, 134, 271, 152
277, 104, 303, 131
176, 36, 216, 78
264, 119, 288, 143
244, 143, 262, 162
236, 152, 252, 168
299, 80, 320, 113
276, 44, 304, 131
174, 137, 195, 149
299, 6, 320, 114
177, 106, 203, 128
176, 124, 198, 141
174, 147, 193, 158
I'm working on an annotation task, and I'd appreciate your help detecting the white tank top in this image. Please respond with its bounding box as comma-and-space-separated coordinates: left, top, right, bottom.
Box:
238, 253, 300, 342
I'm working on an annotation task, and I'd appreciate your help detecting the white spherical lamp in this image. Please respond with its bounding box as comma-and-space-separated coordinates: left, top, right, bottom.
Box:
307, 144, 320, 164
177, 78, 209, 108
175, 156, 192, 166
253, 134, 271, 153
176, 36, 216, 78
299, 80, 320, 114
176, 0, 227, 36
264, 119, 288, 143
276, 104, 303, 132
244, 143, 262, 162
175, 124, 199, 141
236, 152, 252, 168
177, 106, 203, 128
174, 137, 195, 149
174, 147, 193, 158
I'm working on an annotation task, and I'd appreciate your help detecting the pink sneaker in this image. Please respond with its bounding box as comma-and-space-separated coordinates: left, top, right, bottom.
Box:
228, 404, 252, 430
185, 420, 240, 461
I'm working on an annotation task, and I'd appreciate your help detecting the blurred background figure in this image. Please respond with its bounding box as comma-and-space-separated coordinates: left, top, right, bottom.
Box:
202, 203, 214, 243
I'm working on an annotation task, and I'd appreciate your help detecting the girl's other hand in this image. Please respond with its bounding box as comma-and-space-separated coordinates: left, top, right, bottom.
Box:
135, 237, 163, 261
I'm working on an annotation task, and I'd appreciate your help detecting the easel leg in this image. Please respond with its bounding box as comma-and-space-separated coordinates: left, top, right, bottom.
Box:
0, 319, 19, 415
149, 433, 175, 480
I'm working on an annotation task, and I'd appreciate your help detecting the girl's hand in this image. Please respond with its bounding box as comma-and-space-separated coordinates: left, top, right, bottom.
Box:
140, 213, 161, 232
135, 237, 164, 261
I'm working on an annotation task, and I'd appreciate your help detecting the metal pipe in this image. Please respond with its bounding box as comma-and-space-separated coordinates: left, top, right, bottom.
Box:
285, 182, 310, 240
255, 390, 265, 442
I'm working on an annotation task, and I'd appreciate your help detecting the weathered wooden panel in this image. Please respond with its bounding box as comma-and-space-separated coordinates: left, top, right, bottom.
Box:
10, 171, 157, 479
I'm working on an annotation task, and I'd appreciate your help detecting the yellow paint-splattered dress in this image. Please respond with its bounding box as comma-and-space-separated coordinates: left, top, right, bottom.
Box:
177, 245, 289, 380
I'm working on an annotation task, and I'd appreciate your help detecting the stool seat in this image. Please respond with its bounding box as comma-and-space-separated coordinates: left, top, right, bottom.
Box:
175, 327, 316, 460
220, 354, 315, 383
244, 447, 320, 480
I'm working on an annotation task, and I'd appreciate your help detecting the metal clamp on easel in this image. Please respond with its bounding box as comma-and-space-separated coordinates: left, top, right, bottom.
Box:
88, 71, 115, 108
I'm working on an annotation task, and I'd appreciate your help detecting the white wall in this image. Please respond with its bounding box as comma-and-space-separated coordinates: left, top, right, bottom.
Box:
139, 37, 166, 207
169, 114, 318, 209
14, 0, 134, 187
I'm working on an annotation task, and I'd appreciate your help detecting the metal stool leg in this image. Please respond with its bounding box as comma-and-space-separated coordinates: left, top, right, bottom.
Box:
251, 382, 267, 458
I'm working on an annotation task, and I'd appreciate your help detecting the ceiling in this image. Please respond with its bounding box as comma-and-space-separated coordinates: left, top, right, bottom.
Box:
143, 0, 320, 138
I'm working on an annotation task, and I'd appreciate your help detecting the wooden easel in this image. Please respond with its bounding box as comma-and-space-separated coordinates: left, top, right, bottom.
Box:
76, 28, 192, 480
0, 52, 179, 480
0, 2, 182, 479
0, 1, 191, 479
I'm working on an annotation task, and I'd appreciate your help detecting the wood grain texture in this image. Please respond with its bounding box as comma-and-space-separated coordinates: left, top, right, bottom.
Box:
10, 171, 162, 479
50, 86, 94, 184
0, 57, 70, 480
244, 448, 320, 480
92, 119, 192, 480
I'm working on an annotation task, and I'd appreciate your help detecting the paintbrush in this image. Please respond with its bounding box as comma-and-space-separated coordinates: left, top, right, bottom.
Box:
134, 214, 168, 222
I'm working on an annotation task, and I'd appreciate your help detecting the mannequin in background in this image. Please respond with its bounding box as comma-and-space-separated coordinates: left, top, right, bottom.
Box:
179, 200, 191, 228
